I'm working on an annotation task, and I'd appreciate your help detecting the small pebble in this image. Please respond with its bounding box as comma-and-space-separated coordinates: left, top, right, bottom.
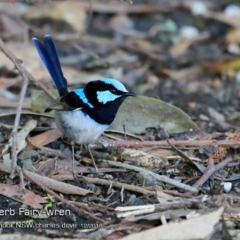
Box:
225, 220, 236, 229
191, 1, 208, 16
221, 182, 232, 192
179, 26, 199, 40
224, 4, 240, 17
227, 43, 240, 55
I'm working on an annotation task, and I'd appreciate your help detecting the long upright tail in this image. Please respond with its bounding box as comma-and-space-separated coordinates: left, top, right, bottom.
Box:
32, 35, 68, 96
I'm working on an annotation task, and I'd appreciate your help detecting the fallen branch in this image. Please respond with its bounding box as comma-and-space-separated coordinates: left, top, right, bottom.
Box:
101, 160, 198, 193
143, 187, 193, 198
53, 175, 156, 196
72, 2, 168, 13
107, 139, 240, 148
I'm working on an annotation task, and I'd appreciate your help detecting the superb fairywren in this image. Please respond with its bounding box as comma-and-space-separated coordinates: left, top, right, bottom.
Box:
32, 35, 135, 179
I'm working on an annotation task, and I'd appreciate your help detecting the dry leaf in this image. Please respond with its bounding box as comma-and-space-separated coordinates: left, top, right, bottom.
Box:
121, 207, 224, 240
0, 43, 83, 85
225, 29, 240, 44
156, 189, 176, 203
27, 129, 63, 150
208, 107, 229, 130
162, 66, 202, 82
170, 41, 192, 57
0, 183, 47, 209
204, 11, 240, 28
2, 119, 37, 156
22, 2, 86, 34
36, 158, 57, 177
147, 149, 174, 157
204, 57, 240, 75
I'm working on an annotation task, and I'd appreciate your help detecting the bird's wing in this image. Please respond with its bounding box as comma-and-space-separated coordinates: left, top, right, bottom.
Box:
45, 90, 89, 112
63, 91, 92, 109
44, 98, 67, 112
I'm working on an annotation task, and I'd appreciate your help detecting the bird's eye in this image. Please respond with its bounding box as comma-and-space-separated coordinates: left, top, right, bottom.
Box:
111, 89, 117, 93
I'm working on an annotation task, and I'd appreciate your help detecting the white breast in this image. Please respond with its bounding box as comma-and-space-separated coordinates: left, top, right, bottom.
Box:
54, 110, 108, 145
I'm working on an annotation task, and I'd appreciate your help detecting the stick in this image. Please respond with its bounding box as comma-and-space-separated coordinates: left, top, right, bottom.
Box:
0, 39, 32, 184
0, 38, 55, 189
101, 160, 198, 193
193, 157, 233, 188
54, 175, 156, 196
107, 139, 240, 148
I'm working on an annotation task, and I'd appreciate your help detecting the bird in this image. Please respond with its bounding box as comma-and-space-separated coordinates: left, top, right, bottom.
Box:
32, 35, 135, 180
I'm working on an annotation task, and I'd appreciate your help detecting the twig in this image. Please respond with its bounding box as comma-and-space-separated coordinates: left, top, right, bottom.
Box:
35, 81, 56, 100
193, 157, 233, 188
0, 38, 31, 185
101, 160, 198, 193
150, 199, 206, 211
183, 176, 200, 184
69, 2, 168, 13
166, 139, 192, 163
117, 199, 206, 215
107, 139, 240, 148
53, 175, 156, 196
0, 37, 55, 186
0, 11, 54, 100
143, 186, 193, 198
2, 76, 22, 90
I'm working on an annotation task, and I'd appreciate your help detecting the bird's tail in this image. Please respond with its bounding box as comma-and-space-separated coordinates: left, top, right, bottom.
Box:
32, 35, 68, 96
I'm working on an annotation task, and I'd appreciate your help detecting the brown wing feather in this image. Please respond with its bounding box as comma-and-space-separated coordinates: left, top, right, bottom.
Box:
44, 97, 67, 112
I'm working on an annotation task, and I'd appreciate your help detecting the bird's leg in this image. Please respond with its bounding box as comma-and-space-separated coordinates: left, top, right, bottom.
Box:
71, 141, 80, 183
86, 145, 98, 172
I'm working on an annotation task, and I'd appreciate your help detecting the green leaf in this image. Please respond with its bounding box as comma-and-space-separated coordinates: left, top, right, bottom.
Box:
109, 96, 199, 134
31, 90, 58, 116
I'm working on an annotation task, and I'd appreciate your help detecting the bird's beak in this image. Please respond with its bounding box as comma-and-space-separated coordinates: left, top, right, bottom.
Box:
126, 91, 136, 96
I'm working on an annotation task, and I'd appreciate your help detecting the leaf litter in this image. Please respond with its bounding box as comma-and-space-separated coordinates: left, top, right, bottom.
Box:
0, 0, 240, 239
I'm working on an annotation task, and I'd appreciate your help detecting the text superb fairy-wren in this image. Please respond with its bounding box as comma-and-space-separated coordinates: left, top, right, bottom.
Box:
32, 35, 135, 179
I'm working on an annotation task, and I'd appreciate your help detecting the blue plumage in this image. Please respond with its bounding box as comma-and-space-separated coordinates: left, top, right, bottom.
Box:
99, 78, 127, 92
32, 35, 68, 96
72, 89, 94, 108
96, 90, 120, 104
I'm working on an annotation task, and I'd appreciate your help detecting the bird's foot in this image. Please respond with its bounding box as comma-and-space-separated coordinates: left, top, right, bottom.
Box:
72, 168, 83, 185
85, 145, 99, 173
